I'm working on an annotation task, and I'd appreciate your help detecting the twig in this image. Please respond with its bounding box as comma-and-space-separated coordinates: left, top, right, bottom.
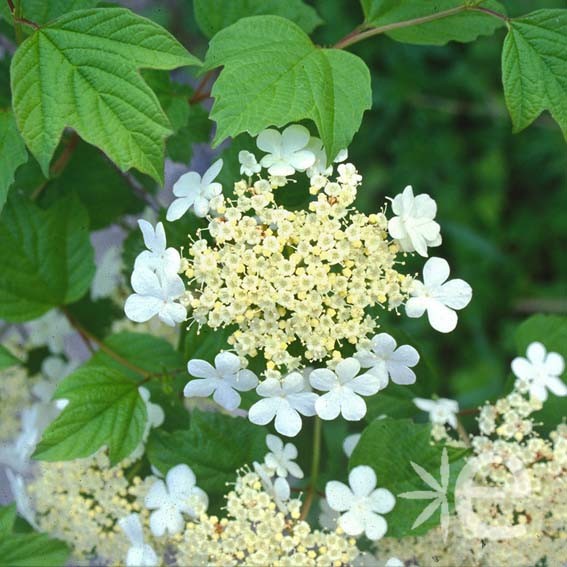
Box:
455, 417, 472, 448
189, 70, 215, 105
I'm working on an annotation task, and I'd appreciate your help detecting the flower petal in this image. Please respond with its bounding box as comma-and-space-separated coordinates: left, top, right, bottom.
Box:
145, 480, 168, 510
526, 342, 546, 365
511, 357, 533, 380
436, 279, 472, 310
371, 333, 397, 357
274, 402, 302, 436
325, 480, 353, 512
369, 488, 396, 514
390, 344, 419, 368
124, 295, 161, 323
214, 351, 241, 376
544, 375, 567, 397
167, 464, 196, 497
387, 362, 416, 385
202, 158, 223, 186
187, 359, 216, 379
315, 391, 342, 420
166, 197, 192, 222
249, 397, 280, 425
422, 257, 450, 288
335, 357, 361, 383
340, 390, 367, 421
281, 124, 310, 152
363, 512, 388, 540
349, 372, 382, 396
173, 171, 201, 198
405, 296, 429, 319
309, 368, 338, 392
348, 465, 377, 498
339, 510, 365, 536
427, 301, 458, 333
289, 149, 316, 171
233, 369, 259, 391
257, 128, 281, 153
545, 352, 565, 376
183, 378, 216, 399
213, 384, 241, 410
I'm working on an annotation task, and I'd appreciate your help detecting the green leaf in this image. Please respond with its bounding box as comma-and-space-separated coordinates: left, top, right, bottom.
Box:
203, 15, 372, 160
0, 344, 21, 370
65, 295, 123, 339
502, 10, 567, 140
0, 533, 70, 566
11, 8, 201, 183
0, 195, 95, 322
0, 111, 27, 212
365, 384, 419, 421
147, 411, 266, 509
86, 332, 189, 430
350, 418, 469, 537
194, 0, 322, 38
0, 1, 98, 26
0, 504, 16, 536
514, 314, 567, 432
166, 105, 211, 164
43, 142, 144, 230
33, 366, 147, 464
360, 0, 506, 45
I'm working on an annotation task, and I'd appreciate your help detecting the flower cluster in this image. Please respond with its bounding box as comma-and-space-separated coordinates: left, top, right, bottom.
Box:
175, 468, 361, 566
124, 220, 187, 327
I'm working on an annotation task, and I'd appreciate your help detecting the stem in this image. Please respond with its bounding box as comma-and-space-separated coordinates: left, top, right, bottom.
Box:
61, 307, 151, 379
189, 70, 215, 105
300, 416, 322, 521
455, 417, 472, 448
7, 0, 39, 43
334, 3, 508, 50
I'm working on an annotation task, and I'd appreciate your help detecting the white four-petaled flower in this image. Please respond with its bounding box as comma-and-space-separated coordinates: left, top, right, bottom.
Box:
145, 464, 208, 537
263, 434, 304, 479
183, 352, 258, 411
309, 358, 381, 421
256, 125, 316, 176
388, 185, 441, 257
167, 159, 223, 221
305, 136, 347, 177
355, 332, 419, 387
414, 397, 459, 428
248, 372, 318, 437
124, 267, 186, 327
405, 257, 472, 333
134, 220, 180, 275
325, 465, 395, 540
511, 342, 566, 402
238, 150, 261, 177
118, 513, 159, 567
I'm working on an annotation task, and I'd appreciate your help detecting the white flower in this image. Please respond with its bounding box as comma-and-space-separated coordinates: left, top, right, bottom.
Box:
130, 387, 165, 460
388, 185, 441, 257
511, 342, 566, 402
318, 497, 340, 530
252, 462, 291, 513
256, 124, 316, 176
305, 136, 348, 177
167, 159, 223, 220
248, 372, 318, 437
325, 465, 395, 540
26, 310, 73, 355
343, 433, 361, 458
91, 245, 124, 300
238, 150, 261, 176
263, 434, 303, 479
183, 352, 258, 411
134, 220, 180, 275
385, 559, 404, 567
145, 464, 208, 537
309, 358, 381, 421
355, 332, 419, 386
124, 267, 186, 327
118, 513, 159, 567
405, 257, 472, 333
6, 469, 37, 529
414, 397, 459, 428
0, 406, 43, 473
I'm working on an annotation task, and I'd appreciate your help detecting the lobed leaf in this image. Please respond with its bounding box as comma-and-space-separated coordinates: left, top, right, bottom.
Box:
203, 15, 371, 160
502, 9, 567, 140
11, 8, 201, 183
0, 111, 27, 212
0, 532, 70, 566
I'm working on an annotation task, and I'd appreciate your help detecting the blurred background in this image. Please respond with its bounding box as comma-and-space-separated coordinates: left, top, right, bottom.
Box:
2, 0, 565, 412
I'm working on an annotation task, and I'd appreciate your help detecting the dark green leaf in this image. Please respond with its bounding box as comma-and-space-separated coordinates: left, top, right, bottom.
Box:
11, 8, 201, 183
360, 0, 506, 45
147, 411, 266, 509
0, 194, 95, 322
203, 15, 372, 159
0, 344, 21, 370
33, 366, 147, 464
502, 10, 567, 140
0, 533, 70, 566
0, 504, 17, 537
194, 0, 322, 38
0, 111, 27, 212
65, 295, 122, 339
350, 418, 469, 537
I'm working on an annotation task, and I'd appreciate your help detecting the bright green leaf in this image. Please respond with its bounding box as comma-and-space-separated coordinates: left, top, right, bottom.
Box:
365, 384, 419, 421
194, 0, 322, 38
203, 15, 372, 159
11, 8, 201, 183
502, 9, 567, 140
0, 344, 21, 370
360, 0, 506, 45
0, 504, 17, 536
350, 418, 469, 537
0, 533, 70, 566
33, 366, 147, 464
147, 411, 266, 509
0, 111, 27, 212
0, 195, 95, 322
